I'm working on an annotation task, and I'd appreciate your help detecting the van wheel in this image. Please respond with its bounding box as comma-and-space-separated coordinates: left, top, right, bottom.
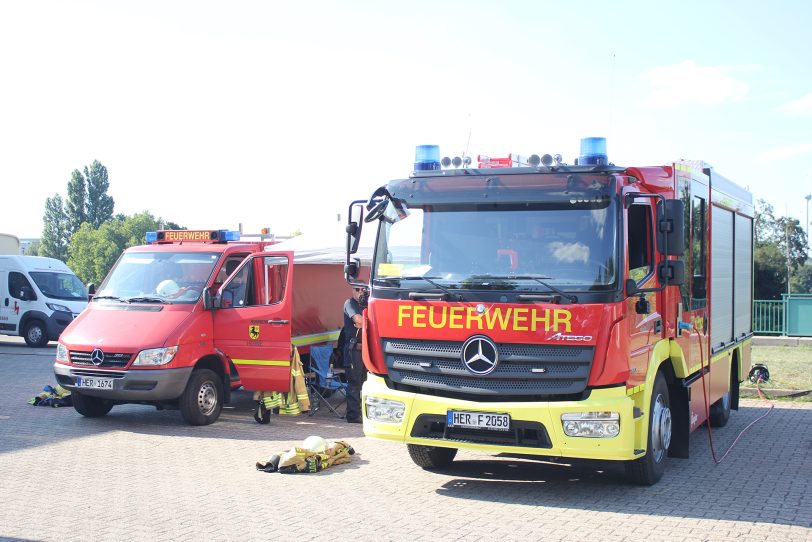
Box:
23, 320, 48, 347
180, 369, 222, 426
72, 391, 114, 417
408, 444, 458, 469
625, 371, 671, 485
709, 362, 733, 427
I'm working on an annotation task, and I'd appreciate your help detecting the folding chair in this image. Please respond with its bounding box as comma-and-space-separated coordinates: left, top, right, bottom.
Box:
307, 345, 347, 418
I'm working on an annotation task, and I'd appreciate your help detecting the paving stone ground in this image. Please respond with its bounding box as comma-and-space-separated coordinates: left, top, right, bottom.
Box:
0, 338, 810, 541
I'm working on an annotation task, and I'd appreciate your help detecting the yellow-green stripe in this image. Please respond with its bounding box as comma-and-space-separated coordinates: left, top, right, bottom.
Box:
233, 359, 290, 367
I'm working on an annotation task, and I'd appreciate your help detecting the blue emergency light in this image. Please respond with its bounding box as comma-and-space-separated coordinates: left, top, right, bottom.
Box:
414, 145, 441, 171
578, 137, 608, 165
145, 231, 159, 243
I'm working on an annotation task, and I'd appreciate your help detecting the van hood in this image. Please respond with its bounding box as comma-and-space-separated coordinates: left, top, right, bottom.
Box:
60, 304, 195, 352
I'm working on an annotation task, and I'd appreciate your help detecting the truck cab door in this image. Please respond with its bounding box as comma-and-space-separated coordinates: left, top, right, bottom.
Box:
213, 251, 293, 392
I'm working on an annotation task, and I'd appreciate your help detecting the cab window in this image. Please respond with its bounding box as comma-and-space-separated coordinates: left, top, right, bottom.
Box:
627, 204, 653, 283
9, 272, 35, 301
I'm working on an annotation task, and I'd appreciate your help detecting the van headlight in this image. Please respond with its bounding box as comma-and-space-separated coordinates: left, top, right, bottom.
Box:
365, 396, 405, 423
47, 303, 71, 312
561, 411, 620, 438
55, 343, 69, 363
133, 346, 178, 366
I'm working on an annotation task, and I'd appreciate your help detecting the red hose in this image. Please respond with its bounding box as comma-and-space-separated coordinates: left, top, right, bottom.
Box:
695, 329, 773, 464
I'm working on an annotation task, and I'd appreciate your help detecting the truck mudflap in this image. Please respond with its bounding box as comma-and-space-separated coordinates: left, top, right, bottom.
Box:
361, 373, 639, 461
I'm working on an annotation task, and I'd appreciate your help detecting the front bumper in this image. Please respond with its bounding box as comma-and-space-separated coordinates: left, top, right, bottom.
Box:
361, 373, 638, 461
54, 363, 193, 401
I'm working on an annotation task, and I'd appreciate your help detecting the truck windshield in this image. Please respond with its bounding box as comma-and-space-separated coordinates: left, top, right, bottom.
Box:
373, 198, 618, 294
29, 272, 86, 301
96, 252, 220, 304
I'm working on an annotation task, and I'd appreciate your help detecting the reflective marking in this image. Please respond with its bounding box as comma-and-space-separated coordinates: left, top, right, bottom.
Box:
291, 330, 341, 346
233, 359, 290, 367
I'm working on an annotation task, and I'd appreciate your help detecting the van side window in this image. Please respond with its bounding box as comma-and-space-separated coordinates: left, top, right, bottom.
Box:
627, 204, 653, 283
9, 272, 35, 301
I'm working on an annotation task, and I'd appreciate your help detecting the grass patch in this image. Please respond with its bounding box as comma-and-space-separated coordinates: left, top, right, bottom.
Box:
746, 346, 812, 400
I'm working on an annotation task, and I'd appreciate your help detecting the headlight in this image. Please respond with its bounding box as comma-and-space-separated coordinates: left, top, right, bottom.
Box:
133, 346, 178, 366
365, 396, 405, 423
55, 343, 69, 363
47, 303, 71, 312
561, 411, 620, 438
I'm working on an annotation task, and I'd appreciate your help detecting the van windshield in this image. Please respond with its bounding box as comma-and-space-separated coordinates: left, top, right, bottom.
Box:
29, 272, 87, 301
97, 252, 220, 304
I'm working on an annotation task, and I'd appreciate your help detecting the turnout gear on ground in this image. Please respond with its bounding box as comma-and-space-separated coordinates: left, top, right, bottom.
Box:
29, 385, 72, 407
256, 438, 355, 474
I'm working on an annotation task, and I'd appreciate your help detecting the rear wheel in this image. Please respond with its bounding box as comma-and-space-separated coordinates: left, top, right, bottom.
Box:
23, 320, 48, 347
709, 361, 734, 427
407, 444, 458, 469
625, 371, 671, 485
72, 391, 114, 418
179, 369, 222, 426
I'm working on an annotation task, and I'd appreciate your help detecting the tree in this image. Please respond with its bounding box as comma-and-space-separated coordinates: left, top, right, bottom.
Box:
85, 160, 114, 228
67, 212, 182, 286
40, 194, 70, 261
753, 199, 808, 299
24, 240, 41, 256
790, 263, 812, 294
65, 169, 87, 235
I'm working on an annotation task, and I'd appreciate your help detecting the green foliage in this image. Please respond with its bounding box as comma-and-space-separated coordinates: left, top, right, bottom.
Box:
790, 263, 812, 294
23, 239, 40, 256
84, 161, 114, 228
65, 169, 87, 235
753, 199, 808, 299
40, 194, 70, 261
67, 212, 181, 286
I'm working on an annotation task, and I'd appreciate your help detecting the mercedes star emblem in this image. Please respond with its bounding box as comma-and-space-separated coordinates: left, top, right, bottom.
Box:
90, 348, 105, 366
460, 335, 499, 375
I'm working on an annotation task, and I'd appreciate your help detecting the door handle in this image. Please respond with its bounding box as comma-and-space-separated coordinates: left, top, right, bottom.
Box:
267, 319, 289, 325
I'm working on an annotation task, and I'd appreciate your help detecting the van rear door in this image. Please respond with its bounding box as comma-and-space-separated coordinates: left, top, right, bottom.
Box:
213, 252, 293, 392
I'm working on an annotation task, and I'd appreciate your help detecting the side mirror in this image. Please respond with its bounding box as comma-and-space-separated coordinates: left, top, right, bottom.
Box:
658, 260, 685, 286
87, 283, 96, 302
656, 199, 685, 256
203, 288, 214, 310
346, 202, 364, 255
345, 257, 360, 281
20, 286, 35, 301
625, 278, 639, 297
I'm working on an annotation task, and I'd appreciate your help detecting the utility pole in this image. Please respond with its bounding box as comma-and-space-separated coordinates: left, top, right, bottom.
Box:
786, 219, 791, 296
805, 194, 811, 252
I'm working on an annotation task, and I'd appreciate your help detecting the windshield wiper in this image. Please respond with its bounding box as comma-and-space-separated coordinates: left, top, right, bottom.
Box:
124, 296, 168, 304
488, 275, 578, 304
92, 295, 129, 303
400, 276, 463, 302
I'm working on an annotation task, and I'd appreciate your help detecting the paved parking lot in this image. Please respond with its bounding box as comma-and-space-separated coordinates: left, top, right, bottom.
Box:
0, 338, 810, 541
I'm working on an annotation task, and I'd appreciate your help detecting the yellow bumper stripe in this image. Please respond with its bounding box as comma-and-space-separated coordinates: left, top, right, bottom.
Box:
233, 359, 290, 367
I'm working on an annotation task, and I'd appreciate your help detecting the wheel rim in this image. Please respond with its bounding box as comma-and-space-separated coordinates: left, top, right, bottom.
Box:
651, 394, 672, 463
197, 381, 218, 416
28, 325, 43, 344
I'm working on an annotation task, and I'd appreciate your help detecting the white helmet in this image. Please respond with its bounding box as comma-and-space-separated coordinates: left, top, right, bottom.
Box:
301, 435, 327, 453
156, 279, 180, 297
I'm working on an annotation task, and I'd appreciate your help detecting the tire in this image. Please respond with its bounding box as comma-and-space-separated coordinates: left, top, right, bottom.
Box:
407, 444, 458, 469
72, 391, 114, 418
23, 320, 49, 347
709, 361, 733, 427
625, 371, 671, 485
179, 369, 223, 426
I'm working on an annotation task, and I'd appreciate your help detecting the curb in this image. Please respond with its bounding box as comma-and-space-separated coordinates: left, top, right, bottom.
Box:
740, 388, 811, 398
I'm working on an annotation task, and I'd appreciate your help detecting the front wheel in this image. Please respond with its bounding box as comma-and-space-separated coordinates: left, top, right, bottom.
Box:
407, 444, 458, 469
72, 391, 114, 418
625, 371, 671, 485
179, 369, 223, 426
23, 320, 49, 347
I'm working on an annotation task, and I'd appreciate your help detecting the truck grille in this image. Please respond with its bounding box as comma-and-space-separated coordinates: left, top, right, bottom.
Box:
382, 338, 593, 398
69, 350, 133, 368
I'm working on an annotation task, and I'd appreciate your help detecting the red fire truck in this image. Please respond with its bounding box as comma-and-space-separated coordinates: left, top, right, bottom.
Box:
345, 139, 753, 485
54, 229, 354, 425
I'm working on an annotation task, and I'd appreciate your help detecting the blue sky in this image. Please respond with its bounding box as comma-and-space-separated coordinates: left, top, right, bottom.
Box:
2, 0, 811, 239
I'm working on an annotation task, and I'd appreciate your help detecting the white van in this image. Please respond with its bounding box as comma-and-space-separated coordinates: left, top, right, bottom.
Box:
0, 256, 87, 347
